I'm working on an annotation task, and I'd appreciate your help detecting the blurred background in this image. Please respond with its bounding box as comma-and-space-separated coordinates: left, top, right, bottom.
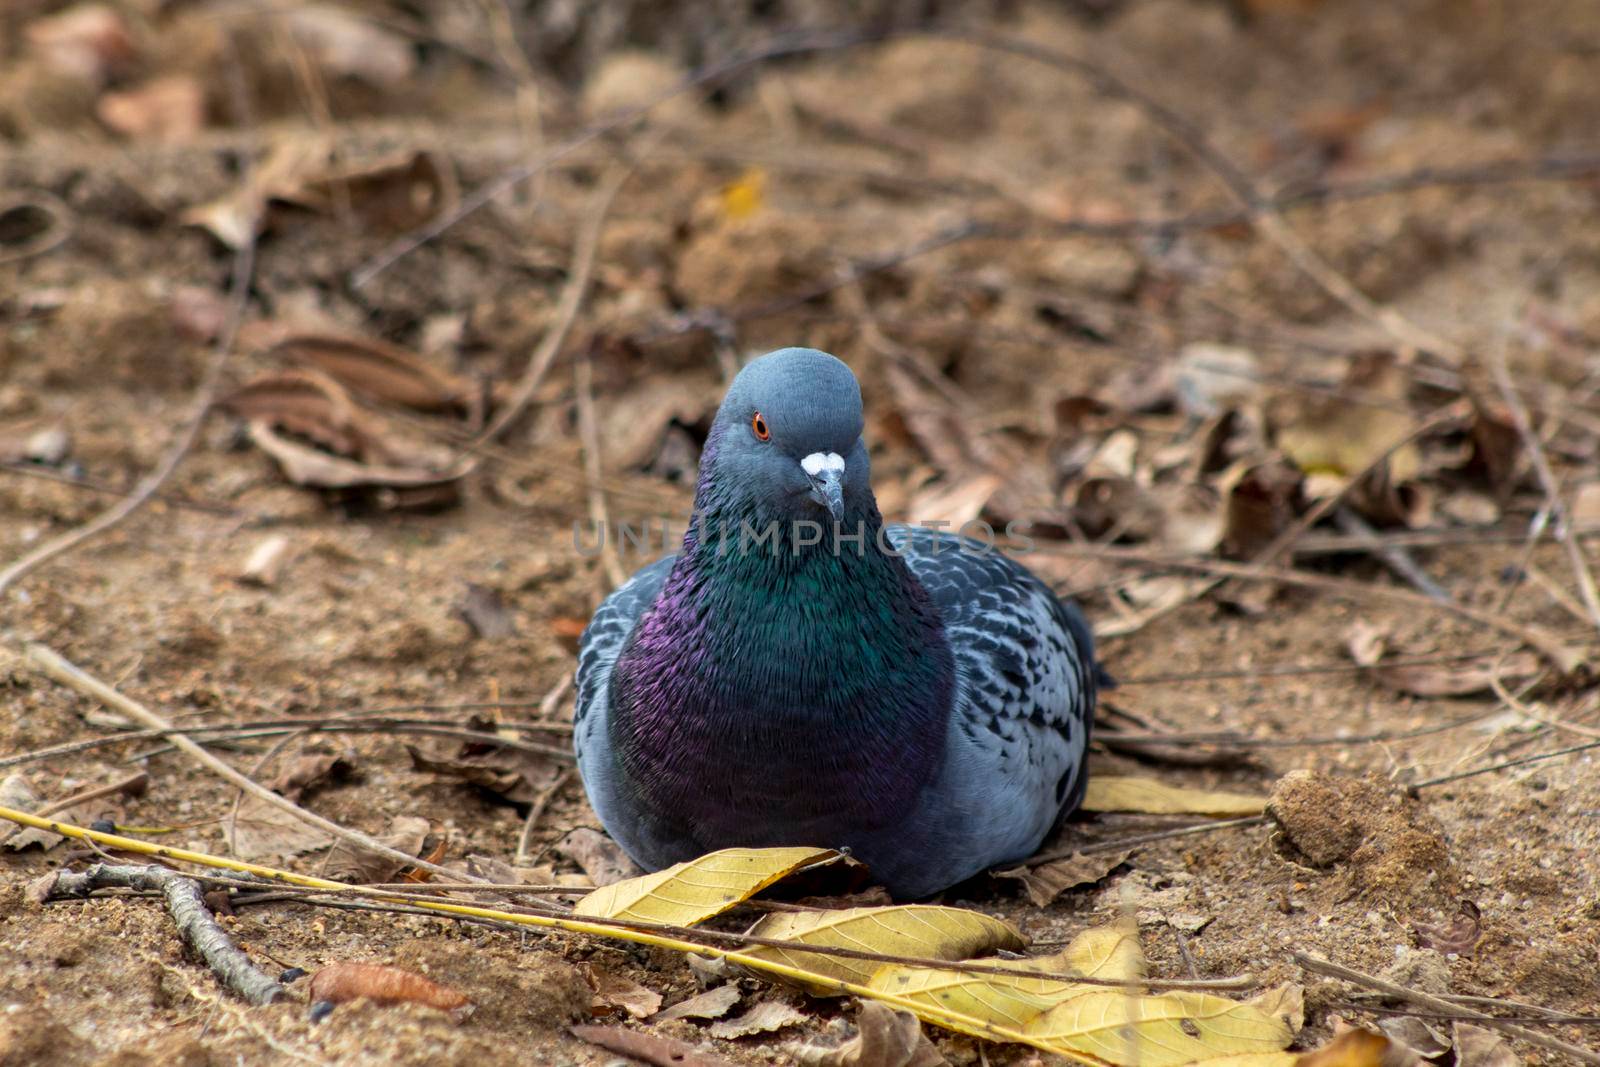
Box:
3, 1, 1600, 1062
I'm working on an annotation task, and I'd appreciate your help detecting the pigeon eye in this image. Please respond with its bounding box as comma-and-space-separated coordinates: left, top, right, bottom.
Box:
751, 412, 771, 441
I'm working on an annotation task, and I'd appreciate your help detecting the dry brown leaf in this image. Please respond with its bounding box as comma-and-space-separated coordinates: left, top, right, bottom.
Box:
182, 137, 329, 249
1293, 1026, 1414, 1067
325, 815, 431, 884
1345, 625, 1539, 697
652, 984, 742, 1023
26, 3, 136, 84
456, 583, 516, 640
1275, 353, 1422, 526
555, 827, 645, 887
227, 795, 333, 862
585, 965, 664, 1020
708, 1000, 809, 1038
268, 333, 473, 414
1450, 1023, 1517, 1067
282, 5, 415, 87
1219, 456, 1304, 559
599, 378, 713, 471
570, 1024, 735, 1067
794, 1000, 948, 1067
267, 753, 353, 802
220, 369, 378, 459
297, 151, 460, 233
247, 422, 464, 497
95, 75, 203, 143
308, 962, 474, 1022
993, 849, 1131, 907
1411, 899, 1482, 957
406, 735, 559, 807
1174, 343, 1263, 418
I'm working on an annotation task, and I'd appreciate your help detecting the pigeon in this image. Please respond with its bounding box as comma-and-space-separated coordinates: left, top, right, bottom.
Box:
574, 347, 1100, 898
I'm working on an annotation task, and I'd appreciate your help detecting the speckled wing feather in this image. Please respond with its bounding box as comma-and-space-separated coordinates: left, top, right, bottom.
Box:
574, 555, 676, 745
886, 525, 1097, 823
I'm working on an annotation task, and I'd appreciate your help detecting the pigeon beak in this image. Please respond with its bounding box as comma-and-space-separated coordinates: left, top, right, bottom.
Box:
801, 452, 846, 522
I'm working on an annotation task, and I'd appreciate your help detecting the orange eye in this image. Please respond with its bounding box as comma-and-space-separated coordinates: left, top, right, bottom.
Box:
751, 412, 771, 441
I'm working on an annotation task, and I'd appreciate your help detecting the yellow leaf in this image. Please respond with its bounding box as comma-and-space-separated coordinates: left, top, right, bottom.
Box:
1084, 776, 1266, 816
1062, 918, 1145, 983
1246, 985, 1305, 1035
573, 846, 836, 926
719, 167, 766, 221
741, 905, 1025, 992
1025, 989, 1295, 1066
1292, 1028, 1398, 1067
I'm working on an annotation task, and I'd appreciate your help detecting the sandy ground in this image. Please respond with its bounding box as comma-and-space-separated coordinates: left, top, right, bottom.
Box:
3, 1, 1600, 1063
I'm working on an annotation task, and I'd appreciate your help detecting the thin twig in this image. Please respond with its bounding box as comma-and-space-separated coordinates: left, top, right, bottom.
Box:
22, 644, 478, 883
0, 771, 148, 845
1333, 506, 1450, 603
575, 338, 627, 590
1023, 815, 1267, 867
515, 767, 573, 867
1407, 737, 1600, 792
1293, 952, 1600, 1064
0, 223, 254, 599
40, 864, 286, 1005
1487, 345, 1600, 641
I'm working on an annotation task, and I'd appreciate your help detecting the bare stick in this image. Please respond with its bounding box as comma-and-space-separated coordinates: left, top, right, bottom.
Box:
1039, 543, 1584, 672
1408, 737, 1600, 792
22, 644, 478, 883
515, 767, 573, 867
1293, 952, 1600, 1064
1333, 507, 1450, 603
39, 864, 286, 1006
0, 771, 148, 845
1023, 815, 1267, 867
575, 339, 627, 590
466, 144, 641, 452
1487, 346, 1600, 640
0, 233, 254, 598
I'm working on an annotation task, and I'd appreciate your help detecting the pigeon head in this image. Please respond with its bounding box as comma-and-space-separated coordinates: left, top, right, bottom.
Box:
701, 347, 870, 523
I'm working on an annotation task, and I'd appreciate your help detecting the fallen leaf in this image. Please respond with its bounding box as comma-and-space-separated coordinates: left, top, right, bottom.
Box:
219, 369, 381, 460
96, 75, 204, 143
307, 962, 473, 1022
406, 735, 559, 807
1024, 988, 1295, 1065
1293, 1027, 1410, 1067
598, 378, 711, 471
555, 827, 644, 887
1275, 353, 1422, 526
25, 3, 136, 85
227, 795, 333, 862
719, 168, 767, 223
1412, 899, 1482, 957
570, 1024, 735, 1067
237, 534, 292, 588
456, 583, 515, 640
652, 984, 742, 1023
267, 753, 353, 802
794, 1000, 948, 1067
247, 422, 465, 497
993, 850, 1132, 907
1083, 777, 1266, 817
1374, 653, 1539, 698
283, 5, 415, 87
585, 965, 664, 1019
1174, 343, 1263, 418
325, 815, 431, 884
708, 1000, 809, 1038
740, 905, 1025, 991
296, 150, 459, 233
182, 137, 328, 249
267, 332, 472, 414
1219, 457, 1304, 559
575, 847, 838, 926
1450, 1023, 1517, 1067
1377, 1016, 1450, 1060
